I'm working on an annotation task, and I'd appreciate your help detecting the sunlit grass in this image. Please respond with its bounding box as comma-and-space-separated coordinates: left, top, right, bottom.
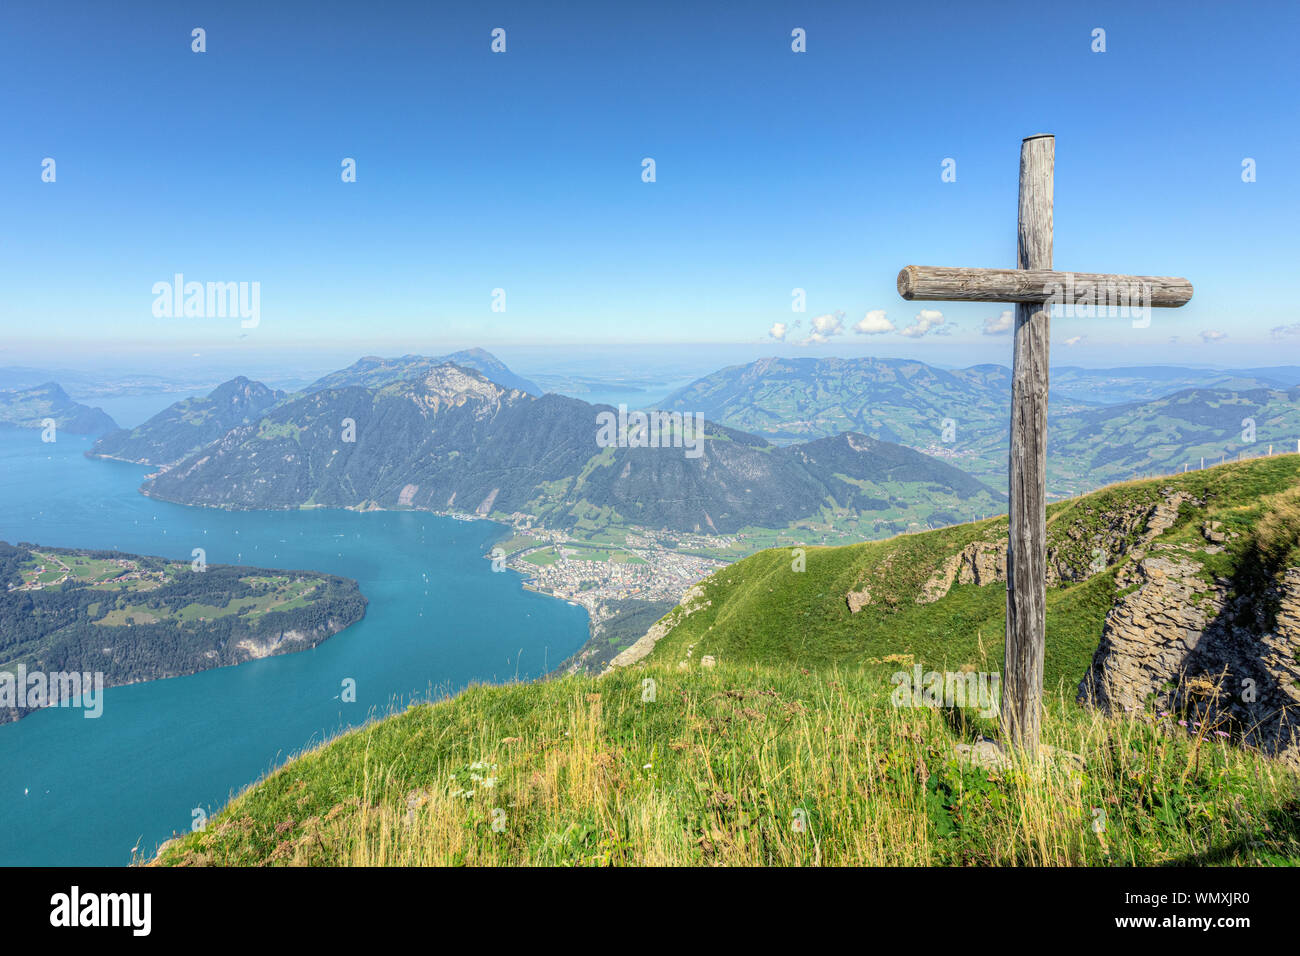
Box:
153, 660, 1300, 867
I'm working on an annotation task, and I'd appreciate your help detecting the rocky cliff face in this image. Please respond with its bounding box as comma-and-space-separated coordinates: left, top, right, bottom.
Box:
1078, 546, 1300, 767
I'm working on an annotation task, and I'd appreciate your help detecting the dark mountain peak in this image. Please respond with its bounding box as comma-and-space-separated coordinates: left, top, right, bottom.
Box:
786, 431, 1004, 501
89, 375, 283, 465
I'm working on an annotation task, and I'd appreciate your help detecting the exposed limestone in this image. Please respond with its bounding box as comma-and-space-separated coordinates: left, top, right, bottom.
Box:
1146, 491, 1193, 539
1079, 556, 1300, 767
845, 587, 872, 613
604, 584, 710, 673
910, 488, 1201, 606
1077, 554, 1217, 709
916, 541, 1008, 604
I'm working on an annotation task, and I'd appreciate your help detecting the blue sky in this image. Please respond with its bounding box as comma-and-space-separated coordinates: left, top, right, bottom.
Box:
2, 0, 1297, 371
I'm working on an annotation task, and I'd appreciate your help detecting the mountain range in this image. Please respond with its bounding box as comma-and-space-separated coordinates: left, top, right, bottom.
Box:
68, 348, 1300, 537
658, 357, 1300, 496
123, 363, 1003, 536
90, 377, 284, 464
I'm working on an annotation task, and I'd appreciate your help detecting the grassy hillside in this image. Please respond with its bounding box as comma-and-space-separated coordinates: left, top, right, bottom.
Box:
151, 457, 1300, 867
152, 659, 1299, 866
641, 454, 1300, 693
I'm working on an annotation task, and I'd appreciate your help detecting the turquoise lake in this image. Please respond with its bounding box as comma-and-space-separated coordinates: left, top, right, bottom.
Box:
0, 431, 589, 865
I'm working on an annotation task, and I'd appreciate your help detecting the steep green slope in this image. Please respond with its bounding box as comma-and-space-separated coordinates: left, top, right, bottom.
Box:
639, 455, 1300, 693
151, 656, 1299, 867
151, 456, 1300, 867
89, 376, 283, 466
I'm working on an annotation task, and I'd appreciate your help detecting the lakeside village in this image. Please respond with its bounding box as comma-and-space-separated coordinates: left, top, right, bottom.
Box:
437, 509, 734, 618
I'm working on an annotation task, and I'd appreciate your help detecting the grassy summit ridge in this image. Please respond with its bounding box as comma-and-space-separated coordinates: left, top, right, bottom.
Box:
153, 457, 1300, 866
637, 454, 1300, 688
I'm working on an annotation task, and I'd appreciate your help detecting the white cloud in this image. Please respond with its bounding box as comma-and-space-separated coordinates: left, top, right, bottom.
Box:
802, 310, 845, 344
1200, 329, 1227, 343
1271, 323, 1300, 339
768, 322, 788, 341
853, 309, 896, 335
898, 308, 944, 338
1063, 335, 1085, 347
982, 310, 1013, 335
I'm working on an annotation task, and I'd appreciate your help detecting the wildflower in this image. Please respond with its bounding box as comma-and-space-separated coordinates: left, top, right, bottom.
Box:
1178, 720, 1188, 727
1214, 730, 1229, 738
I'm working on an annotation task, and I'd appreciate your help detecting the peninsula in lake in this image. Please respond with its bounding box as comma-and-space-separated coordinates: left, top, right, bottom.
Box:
0, 541, 367, 723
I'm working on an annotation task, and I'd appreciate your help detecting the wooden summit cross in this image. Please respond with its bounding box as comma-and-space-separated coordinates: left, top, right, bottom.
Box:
897, 134, 1193, 753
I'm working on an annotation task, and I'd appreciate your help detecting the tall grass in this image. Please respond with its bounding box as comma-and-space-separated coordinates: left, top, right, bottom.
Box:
154, 660, 1300, 867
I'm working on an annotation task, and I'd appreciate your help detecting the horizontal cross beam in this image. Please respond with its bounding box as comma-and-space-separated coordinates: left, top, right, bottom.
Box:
897, 265, 1193, 307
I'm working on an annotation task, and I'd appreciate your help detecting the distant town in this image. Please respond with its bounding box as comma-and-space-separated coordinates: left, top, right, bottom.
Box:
489, 518, 731, 619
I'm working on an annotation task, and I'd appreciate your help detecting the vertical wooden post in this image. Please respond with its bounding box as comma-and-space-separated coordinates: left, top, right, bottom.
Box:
1002, 134, 1053, 752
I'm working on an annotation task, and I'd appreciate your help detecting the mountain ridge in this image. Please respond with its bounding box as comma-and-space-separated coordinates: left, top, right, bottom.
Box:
0, 382, 118, 436
136, 362, 1004, 537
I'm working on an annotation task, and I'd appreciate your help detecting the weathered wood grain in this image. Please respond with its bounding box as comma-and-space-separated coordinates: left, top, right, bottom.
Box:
897, 265, 1193, 307
1002, 134, 1053, 752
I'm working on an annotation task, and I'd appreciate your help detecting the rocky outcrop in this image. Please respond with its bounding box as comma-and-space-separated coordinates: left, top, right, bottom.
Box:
604, 585, 710, 672
1076, 554, 1218, 707
1079, 552, 1300, 767
916, 541, 1007, 604
845, 587, 872, 613
909, 488, 1201, 606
